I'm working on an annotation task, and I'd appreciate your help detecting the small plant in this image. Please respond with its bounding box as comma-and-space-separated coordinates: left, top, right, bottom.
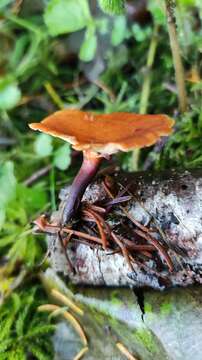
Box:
0, 287, 55, 360
98, 0, 125, 15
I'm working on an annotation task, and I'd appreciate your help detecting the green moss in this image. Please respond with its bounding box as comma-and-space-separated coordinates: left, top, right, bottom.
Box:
135, 328, 158, 353
110, 290, 123, 307
144, 302, 154, 321
108, 315, 122, 329
144, 302, 153, 313
160, 302, 172, 316
90, 308, 106, 326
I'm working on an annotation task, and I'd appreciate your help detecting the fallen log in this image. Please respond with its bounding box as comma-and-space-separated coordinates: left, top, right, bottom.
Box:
44, 168, 202, 290
41, 268, 202, 360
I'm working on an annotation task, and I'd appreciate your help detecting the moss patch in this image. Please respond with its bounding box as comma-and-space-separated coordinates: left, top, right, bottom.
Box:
135, 328, 158, 353
110, 290, 123, 307
144, 302, 153, 313
160, 302, 172, 316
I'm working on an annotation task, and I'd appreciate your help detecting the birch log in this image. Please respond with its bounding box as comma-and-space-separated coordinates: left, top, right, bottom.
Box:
48, 169, 202, 289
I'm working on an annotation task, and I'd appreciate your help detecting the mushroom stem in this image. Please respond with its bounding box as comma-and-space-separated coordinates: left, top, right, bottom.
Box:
61, 152, 102, 225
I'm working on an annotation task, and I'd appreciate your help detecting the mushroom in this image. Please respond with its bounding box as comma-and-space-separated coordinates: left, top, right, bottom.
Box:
29, 109, 174, 225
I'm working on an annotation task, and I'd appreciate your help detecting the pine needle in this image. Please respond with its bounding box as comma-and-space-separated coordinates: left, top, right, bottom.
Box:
37, 304, 87, 346
116, 342, 138, 360
73, 346, 89, 360
51, 289, 84, 316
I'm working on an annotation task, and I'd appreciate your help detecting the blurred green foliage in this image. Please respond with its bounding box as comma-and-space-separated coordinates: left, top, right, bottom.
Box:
0, 288, 55, 359
44, 0, 91, 36
98, 0, 125, 15
0, 162, 16, 229
0, 0, 201, 358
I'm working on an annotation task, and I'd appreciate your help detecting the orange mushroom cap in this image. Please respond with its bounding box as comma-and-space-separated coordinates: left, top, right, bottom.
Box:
29, 109, 174, 155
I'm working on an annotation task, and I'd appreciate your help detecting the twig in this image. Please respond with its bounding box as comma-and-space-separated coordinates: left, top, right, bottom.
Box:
23, 165, 51, 186
0, 137, 17, 146
83, 209, 108, 249
62, 232, 72, 247
105, 195, 132, 206
72, 237, 101, 249
165, 0, 188, 112
33, 215, 103, 245
57, 231, 75, 274
93, 79, 116, 102
102, 179, 174, 271
121, 239, 155, 252
86, 204, 106, 214
121, 207, 151, 234
11, 0, 23, 13
63, 228, 102, 245
118, 181, 171, 242
134, 228, 173, 272
111, 232, 134, 271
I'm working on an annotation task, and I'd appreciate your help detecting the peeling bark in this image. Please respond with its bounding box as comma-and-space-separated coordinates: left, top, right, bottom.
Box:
48, 169, 202, 289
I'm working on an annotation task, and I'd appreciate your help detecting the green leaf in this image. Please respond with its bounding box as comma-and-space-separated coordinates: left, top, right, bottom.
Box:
16, 184, 47, 213
53, 144, 71, 170
30, 344, 51, 360
0, 162, 16, 229
8, 347, 26, 360
177, 0, 195, 5
0, 339, 13, 353
96, 18, 109, 35
0, 162, 16, 206
15, 292, 35, 337
24, 236, 40, 266
34, 134, 53, 157
0, 294, 20, 341
0, 209, 6, 230
26, 325, 55, 338
9, 35, 29, 70
0, 78, 21, 110
148, 1, 166, 25
0, 289, 54, 360
44, 0, 91, 36
0, 234, 18, 248
111, 16, 127, 46
132, 24, 152, 42
79, 26, 97, 62
98, 0, 125, 15
0, 0, 13, 9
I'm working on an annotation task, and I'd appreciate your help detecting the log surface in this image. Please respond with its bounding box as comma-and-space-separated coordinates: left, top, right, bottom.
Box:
48, 169, 202, 289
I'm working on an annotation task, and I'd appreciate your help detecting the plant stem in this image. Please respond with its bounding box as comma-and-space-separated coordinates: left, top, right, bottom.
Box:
139, 24, 159, 115
165, 0, 188, 113
131, 25, 159, 171
44, 82, 64, 110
